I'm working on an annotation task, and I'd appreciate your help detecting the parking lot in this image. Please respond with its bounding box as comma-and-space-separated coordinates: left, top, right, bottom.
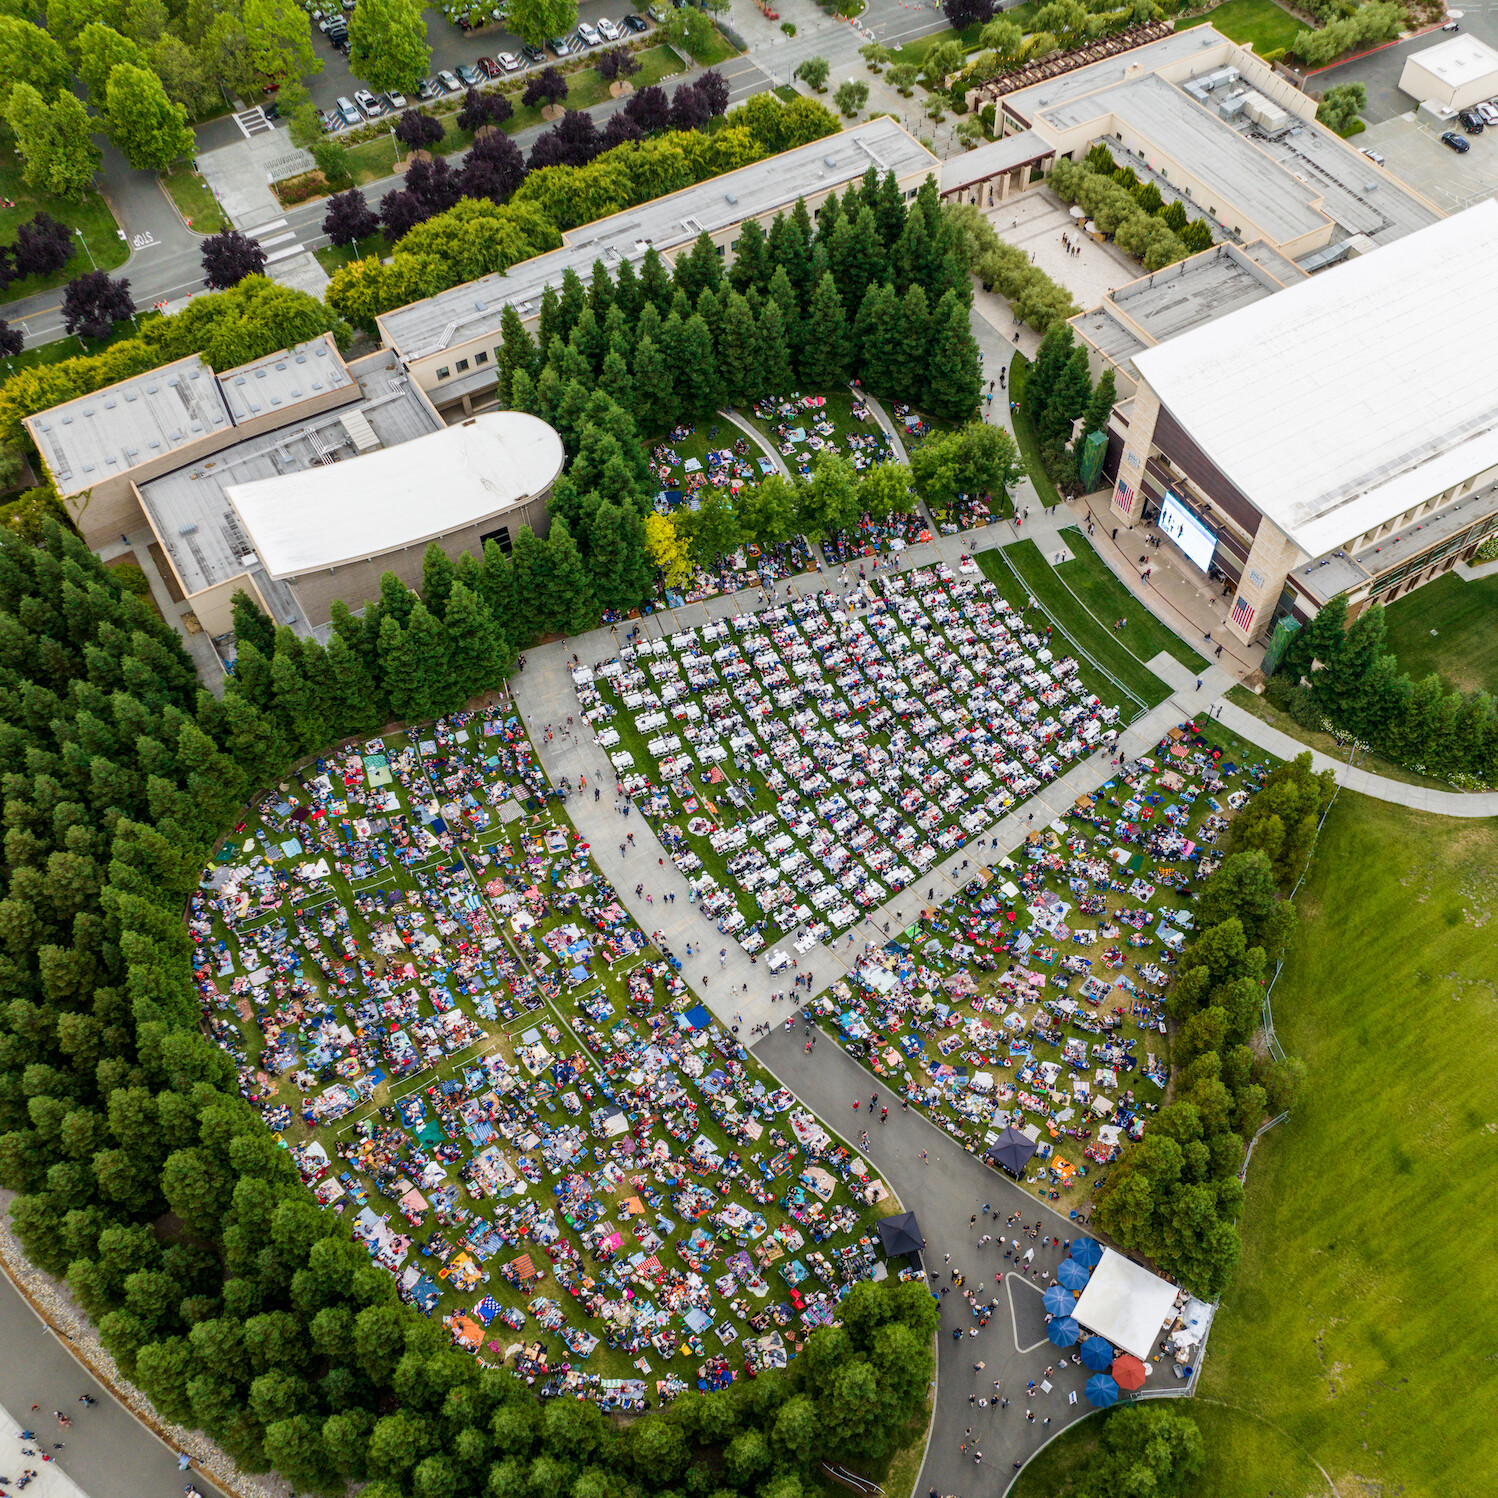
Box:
1359, 108, 1498, 213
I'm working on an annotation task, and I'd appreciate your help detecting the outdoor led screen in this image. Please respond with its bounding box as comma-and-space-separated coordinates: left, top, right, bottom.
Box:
1158, 491, 1218, 572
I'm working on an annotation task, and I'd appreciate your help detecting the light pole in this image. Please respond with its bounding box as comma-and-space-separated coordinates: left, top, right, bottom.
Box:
74, 227, 97, 272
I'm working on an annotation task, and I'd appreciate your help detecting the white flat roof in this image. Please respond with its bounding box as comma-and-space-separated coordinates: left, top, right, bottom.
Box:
226, 411, 563, 578
1133, 202, 1498, 558
1071, 1248, 1179, 1361
1403, 33, 1498, 86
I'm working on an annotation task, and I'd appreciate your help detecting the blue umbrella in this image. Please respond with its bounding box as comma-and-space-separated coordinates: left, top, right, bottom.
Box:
1070, 1238, 1104, 1268
1056, 1258, 1090, 1291
1042, 1284, 1076, 1317
1085, 1373, 1120, 1408
1047, 1315, 1080, 1348
1079, 1335, 1114, 1371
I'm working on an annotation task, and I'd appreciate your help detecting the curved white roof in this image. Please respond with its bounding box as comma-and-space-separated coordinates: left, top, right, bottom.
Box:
226, 411, 564, 578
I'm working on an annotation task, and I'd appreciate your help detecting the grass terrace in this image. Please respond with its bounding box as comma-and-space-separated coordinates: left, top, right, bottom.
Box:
0, 158, 126, 305
1175, 0, 1306, 54
1381, 568, 1498, 697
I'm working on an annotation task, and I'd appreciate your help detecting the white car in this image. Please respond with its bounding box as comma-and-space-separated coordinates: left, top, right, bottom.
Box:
497, 50, 523, 71
385, 89, 408, 110
353, 88, 383, 117
437, 68, 461, 92
596, 16, 620, 39
577, 21, 602, 45
1480, 101, 1498, 125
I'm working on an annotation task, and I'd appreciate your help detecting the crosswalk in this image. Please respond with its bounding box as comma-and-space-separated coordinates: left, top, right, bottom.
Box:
245, 217, 310, 266
234, 105, 274, 138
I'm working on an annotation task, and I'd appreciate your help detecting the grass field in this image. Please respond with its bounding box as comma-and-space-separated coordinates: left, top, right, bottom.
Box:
1197, 794, 1498, 1498
1008, 353, 1063, 509
0, 158, 126, 306
1175, 0, 1307, 53
1053, 526, 1208, 677
160, 163, 226, 234
1012, 1400, 1332, 1498
1381, 569, 1498, 697
982, 538, 1176, 710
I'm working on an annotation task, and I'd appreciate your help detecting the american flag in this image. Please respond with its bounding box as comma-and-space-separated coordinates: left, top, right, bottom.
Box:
1114, 481, 1134, 510
1231, 596, 1256, 633
473, 1295, 501, 1324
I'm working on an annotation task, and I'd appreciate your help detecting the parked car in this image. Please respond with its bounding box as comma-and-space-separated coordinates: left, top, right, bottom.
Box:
336, 95, 361, 127
520, 41, 545, 63
547, 34, 574, 55
476, 55, 503, 78
622, 12, 649, 31
496, 51, 523, 71
437, 68, 462, 91
1359, 146, 1385, 166
317, 107, 341, 133
1479, 101, 1498, 125
456, 62, 483, 86
1442, 18, 1460, 29
1441, 130, 1471, 152
384, 89, 408, 110
577, 20, 602, 45
647, 4, 667, 21
354, 88, 384, 117
596, 16, 620, 39
417, 76, 442, 100
1459, 108, 1485, 133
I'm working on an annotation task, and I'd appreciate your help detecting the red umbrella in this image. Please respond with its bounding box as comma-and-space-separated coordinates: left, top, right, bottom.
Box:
1112, 1354, 1147, 1390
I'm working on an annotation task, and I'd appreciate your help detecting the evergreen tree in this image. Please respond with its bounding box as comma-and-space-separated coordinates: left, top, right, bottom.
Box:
377, 614, 419, 723
536, 283, 563, 355
323, 631, 384, 733
727, 217, 771, 295
228, 640, 275, 712
875, 169, 907, 249
1039, 347, 1092, 447
229, 589, 275, 659
377, 571, 416, 628
757, 299, 794, 397
765, 265, 801, 376
694, 284, 723, 349
892, 209, 931, 296
479, 539, 525, 648
587, 501, 654, 614
497, 305, 537, 404
677, 313, 721, 416
511, 524, 557, 637
569, 304, 605, 375
638, 245, 673, 316
220, 691, 288, 787
587, 257, 614, 319
1025, 324, 1074, 436
547, 518, 599, 636
630, 333, 675, 436
598, 348, 632, 413
443, 581, 511, 702
403, 601, 456, 719
718, 292, 763, 408
509, 366, 537, 416
673, 230, 722, 303
1081, 367, 1117, 438
555, 267, 587, 345
769, 202, 814, 303
894, 283, 930, 404
272, 643, 327, 753
420, 544, 456, 616
923, 288, 983, 424
855, 281, 901, 395
799, 272, 849, 389
612, 254, 642, 322
831, 207, 886, 315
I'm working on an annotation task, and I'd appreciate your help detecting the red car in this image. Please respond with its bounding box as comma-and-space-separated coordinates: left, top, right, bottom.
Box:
476, 55, 503, 79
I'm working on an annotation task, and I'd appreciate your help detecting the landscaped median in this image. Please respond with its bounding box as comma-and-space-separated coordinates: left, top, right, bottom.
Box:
159, 162, 226, 234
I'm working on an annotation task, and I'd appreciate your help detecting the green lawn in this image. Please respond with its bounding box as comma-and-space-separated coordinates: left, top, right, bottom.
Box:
1380, 569, 1498, 697
677, 24, 738, 66
1053, 525, 1208, 676
1175, 0, 1307, 53
160, 162, 225, 234
1007, 352, 1062, 509
982, 537, 1182, 709
0, 158, 127, 307
1012, 1400, 1332, 1498
315, 235, 386, 275
1195, 794, 1498, 1498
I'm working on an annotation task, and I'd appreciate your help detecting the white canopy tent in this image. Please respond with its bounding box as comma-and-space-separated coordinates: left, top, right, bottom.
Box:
1070, 1248, 1179, 1361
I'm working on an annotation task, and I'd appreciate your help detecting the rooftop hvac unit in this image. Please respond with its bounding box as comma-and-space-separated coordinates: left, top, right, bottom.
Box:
1218, 95, 1246, 120
340, 410, 381, 453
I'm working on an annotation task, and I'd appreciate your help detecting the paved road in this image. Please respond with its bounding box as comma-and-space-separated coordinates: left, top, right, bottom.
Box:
0, 1270, 229, 1498
753, 1024, 1107, 1494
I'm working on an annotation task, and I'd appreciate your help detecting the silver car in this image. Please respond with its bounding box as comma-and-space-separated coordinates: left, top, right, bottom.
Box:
596, 16, 620, 39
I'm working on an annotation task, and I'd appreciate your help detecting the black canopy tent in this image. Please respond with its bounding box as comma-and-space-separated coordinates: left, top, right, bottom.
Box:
987, 1125, 1037, 1177
877, 1210, 924, 1270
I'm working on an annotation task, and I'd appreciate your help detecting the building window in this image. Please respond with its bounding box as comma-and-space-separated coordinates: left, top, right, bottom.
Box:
480, 524, 513, 554
436, 366, 450, 380
715, 244, 724, 255
456, 359, 469, 373
475, 350, 489, 365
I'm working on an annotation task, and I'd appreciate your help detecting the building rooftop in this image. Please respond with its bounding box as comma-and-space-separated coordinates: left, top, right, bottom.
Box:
1132, 201, 1498, 558
1112, 242, 1287, 344
1041, 73, 1328, 244
939, 130, 1052, 194
379, 117, 939, 360
1403, 33, 1498, 88
1073, 303, 1148, 369
225, 409, 563, 579
1001, 26, 1226, 123
216, 337, 351, 421
137, 350, 440, 599
28, 355, 232, 496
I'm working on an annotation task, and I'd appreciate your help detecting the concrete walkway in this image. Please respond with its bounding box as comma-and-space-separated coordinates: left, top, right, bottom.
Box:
720, 407, 791, 478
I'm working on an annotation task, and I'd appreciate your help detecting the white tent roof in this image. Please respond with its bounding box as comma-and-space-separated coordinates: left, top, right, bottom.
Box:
227, 410, 564, 578
1070, 1247, 1178, 1361
1132, 201, 1498, 559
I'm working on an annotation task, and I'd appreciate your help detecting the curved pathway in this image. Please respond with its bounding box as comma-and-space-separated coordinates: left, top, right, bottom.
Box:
720, 407, 792, 478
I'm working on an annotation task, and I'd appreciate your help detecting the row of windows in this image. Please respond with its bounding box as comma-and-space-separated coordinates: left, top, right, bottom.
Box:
435, 348, 493, 381
1368, 511, 1498, 594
